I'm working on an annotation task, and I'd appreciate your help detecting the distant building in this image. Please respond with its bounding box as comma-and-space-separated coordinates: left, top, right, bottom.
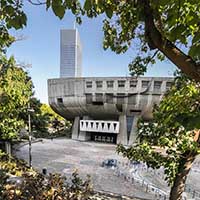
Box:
48, 77, 174, 145
48, 29, 174, 145
60, 29, 82, 78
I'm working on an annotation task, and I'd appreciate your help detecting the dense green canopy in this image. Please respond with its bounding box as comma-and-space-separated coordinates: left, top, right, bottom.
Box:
1, 0, 200, 80
0, 55, 33, 140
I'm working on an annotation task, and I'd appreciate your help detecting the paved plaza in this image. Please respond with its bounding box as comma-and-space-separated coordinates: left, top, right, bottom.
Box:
15, 138, 200, 199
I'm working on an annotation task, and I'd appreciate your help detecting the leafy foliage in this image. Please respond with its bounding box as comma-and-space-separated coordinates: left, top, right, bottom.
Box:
41, 104, 72, 132
0, 161, 8, 199
40, 104, 64, 122
19, 98, 51, 135
1, 172, 93, 200
0, 0, 27, 52
0, 151, 94, 200
117, 75, 200, 198
0, 55, 33, 140
37, 103, 71, 137
0, 150, 33, 176
48, 0, 200, 77
1, 0, 200, 79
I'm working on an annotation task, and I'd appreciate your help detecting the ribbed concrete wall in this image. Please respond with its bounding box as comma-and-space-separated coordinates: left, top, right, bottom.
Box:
48, 76, 173, 120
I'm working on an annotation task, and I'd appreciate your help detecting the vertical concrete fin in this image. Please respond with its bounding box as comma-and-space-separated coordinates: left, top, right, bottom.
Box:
117, 114, 128, 145
128, 114, 140, 145
78, 116, 91, 141
72, 116, 80, 140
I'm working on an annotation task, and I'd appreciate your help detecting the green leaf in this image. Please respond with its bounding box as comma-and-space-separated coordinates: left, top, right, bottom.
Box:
189, 44, 200, 59
84, 0, 92, 11
52, 0, 65, 19
105, 8, 113, 18
192, 32, 200, 44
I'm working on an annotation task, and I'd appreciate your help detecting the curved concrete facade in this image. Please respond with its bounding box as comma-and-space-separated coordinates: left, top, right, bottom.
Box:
48, 76, 173, 145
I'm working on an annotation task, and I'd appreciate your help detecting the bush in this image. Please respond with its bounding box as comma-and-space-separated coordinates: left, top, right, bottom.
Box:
1, 171, 94, 200
32, 131, 49, 138
31, 128, 72, 139
0, 151, 95, 200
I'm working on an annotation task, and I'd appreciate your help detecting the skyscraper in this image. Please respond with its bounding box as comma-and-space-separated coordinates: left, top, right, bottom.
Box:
60, 29, 82, 78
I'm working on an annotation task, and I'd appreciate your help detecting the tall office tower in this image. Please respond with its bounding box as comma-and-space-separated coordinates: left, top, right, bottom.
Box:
60, 29, 82, 78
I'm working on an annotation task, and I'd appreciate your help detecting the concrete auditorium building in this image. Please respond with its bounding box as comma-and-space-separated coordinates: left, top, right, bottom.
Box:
48, 29, 173, 145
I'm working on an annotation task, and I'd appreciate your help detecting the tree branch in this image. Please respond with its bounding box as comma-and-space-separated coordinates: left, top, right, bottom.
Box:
194, 129, 200, 143
140, 0, 200, 82
27, 0, 46, 6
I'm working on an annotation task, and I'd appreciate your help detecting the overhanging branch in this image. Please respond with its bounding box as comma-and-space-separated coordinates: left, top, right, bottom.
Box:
27, 0, 46, 5
140, 0, 200, 82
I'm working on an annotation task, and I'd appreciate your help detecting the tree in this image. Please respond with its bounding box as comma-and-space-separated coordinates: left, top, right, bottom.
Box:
19, 98, 51, 135
117, 75, 200, 200
20, 100, 68, 137
20, 102, 71, 137
40, 103, 65, 122
0, 0, 26, 52
0, 54, 33, 140
40, 104, 71, 133
1, 0, 200, 80
30, 98, 50, 133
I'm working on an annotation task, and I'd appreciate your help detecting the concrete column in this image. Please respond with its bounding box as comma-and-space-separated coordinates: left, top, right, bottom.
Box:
72, 117, 80, 140
128, 114, 140, 145
78, 116, 91, 141
117, 114, 128, 145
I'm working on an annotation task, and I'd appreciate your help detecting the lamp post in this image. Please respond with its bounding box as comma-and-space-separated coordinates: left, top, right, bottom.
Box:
28, 102, 34, 168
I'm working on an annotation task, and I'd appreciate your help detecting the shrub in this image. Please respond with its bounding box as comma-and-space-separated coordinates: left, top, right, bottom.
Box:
0, 151, 95, 200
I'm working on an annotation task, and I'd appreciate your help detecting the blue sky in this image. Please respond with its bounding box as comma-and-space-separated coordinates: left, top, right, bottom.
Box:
7, 3, 177, 104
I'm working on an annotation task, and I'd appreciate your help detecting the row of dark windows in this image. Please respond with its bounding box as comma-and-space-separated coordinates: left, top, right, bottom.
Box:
85, 93, 138, 104
56, 93, 161, 107
86, 80, 136, 88
85, 93, 161, 108
86, 80, 172, 90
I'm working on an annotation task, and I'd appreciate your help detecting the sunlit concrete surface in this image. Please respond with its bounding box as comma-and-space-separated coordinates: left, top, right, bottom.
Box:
15, 138, 155, 199
15, 138, 200, 199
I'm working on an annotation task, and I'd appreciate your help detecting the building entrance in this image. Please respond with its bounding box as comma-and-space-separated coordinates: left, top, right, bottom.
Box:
91, 132, 117, 144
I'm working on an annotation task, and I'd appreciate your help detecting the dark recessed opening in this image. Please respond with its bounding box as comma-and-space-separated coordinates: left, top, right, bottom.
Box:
130, 109, 141, 113
91, 132, 117, 144
57, 98, 63, 103
92, 102, 103, 105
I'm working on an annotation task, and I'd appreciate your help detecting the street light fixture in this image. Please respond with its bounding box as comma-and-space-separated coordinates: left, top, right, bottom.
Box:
27, 102, 34, 168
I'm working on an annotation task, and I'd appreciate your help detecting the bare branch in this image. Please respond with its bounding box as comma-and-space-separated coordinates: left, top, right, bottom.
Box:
14, 34, 29, 42
16, 61, 32, 69
27, 0, 46, 6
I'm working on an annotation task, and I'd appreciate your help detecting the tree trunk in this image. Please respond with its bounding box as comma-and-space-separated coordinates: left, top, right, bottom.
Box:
169, 153, 196, 200
140, 0, 200, 82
